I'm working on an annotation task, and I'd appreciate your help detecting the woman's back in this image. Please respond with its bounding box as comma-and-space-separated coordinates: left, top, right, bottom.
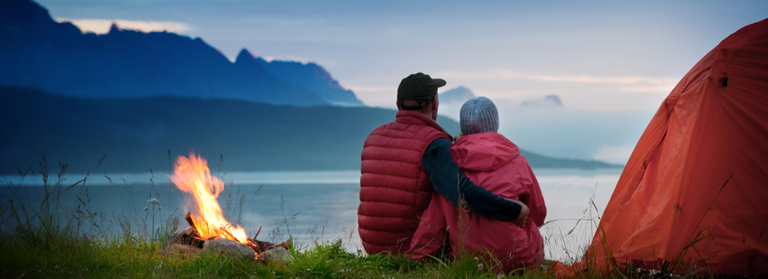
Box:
450, 132, 546, 227
447, 132, 546, 271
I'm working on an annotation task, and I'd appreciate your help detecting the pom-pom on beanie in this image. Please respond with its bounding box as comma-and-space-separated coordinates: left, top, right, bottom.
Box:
460, 96, 499, 135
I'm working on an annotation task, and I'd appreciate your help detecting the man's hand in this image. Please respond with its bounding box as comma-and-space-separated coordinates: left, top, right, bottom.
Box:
509, 199, 530, 227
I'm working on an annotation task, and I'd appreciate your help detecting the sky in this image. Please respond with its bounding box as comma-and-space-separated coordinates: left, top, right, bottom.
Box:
36, 0, 768, 162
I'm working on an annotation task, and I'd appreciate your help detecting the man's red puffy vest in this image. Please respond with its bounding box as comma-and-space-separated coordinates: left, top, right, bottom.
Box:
358, 110, 452, 255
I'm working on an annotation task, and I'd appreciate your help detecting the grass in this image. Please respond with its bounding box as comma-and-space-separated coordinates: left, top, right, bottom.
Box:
0, 159, 726, 278
0, 231, 514, 279
0, 206, 543, 279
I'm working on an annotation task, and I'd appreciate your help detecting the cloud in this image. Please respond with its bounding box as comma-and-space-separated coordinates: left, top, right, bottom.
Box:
347, 85, 397, 108
440, 70, 676, 85
526, 75, 676, 85
260, 55, 317, 64
56, 18, 190, 34
618, 85, 676, 93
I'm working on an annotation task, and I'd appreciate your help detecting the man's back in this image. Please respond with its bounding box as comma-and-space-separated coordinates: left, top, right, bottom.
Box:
358, 110, 451, 254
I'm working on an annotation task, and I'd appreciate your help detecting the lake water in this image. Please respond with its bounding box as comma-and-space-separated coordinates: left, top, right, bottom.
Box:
0, 168, 621, 262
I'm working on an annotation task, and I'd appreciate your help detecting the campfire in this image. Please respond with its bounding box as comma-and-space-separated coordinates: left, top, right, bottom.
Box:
163, 152, 289, 261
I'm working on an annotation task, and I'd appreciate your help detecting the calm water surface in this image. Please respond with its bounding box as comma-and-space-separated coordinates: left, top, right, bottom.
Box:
0, 169, 621, 261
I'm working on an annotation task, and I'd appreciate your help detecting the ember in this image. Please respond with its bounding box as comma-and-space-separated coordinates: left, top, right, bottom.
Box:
166, 152, 290, 260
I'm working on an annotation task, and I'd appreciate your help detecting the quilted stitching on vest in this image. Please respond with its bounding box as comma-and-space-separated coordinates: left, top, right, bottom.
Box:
358, 110, 451, 254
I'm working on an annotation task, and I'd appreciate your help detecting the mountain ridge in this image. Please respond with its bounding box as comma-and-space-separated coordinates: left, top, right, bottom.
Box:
0, 0, 361, 106
520, 95, 564, 108
438, 86, 476, 105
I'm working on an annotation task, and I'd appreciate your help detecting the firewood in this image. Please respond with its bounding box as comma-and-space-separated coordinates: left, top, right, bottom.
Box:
184, 212, 201, 237
220, 228, 237, 241
274, 239, 292, 250
185, 233, 205, 249
245, 240, 262, 254
184, 212, 195, 227
252, 226, 262, 241
254, 239, 291, 251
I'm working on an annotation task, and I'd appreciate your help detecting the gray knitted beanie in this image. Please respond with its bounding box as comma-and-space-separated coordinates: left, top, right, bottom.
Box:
460, 96, 499, 135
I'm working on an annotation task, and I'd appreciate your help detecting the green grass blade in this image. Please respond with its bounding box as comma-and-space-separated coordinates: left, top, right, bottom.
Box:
66, 178, 86, 191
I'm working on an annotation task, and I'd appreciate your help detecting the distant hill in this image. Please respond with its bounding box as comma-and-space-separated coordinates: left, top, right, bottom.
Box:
0, 86, 621, 174
0, 0, 361, 106
438, 86, 476, 105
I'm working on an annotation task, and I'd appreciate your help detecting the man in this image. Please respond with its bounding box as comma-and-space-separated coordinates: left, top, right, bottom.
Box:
358, 72, 529, 255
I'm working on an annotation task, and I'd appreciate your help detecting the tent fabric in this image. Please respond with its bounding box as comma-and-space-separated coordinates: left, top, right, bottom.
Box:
581, 18, 768, 275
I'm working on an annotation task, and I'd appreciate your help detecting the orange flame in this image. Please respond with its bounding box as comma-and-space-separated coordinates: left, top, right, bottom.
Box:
169, 152, 248, 243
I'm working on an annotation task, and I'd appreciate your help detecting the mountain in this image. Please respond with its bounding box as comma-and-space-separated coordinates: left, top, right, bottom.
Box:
0, 86, 621, 174
520, 95, 564, 108
438, 86, 476, 105
249, 52, 363, 106
0, 0, 361, 106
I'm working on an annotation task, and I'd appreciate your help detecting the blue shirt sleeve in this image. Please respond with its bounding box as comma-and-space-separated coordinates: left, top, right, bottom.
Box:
422, 138, 522, 222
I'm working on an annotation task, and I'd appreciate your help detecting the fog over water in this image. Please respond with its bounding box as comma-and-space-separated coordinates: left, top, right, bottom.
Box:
0, 169, 619, 261
438, 99, 655, 164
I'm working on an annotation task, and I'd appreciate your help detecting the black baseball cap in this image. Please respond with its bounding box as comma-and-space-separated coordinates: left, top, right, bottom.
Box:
397, 72, 447, 102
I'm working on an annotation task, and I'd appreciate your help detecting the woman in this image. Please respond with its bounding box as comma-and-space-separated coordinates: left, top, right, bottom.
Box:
407, 96, 546, 273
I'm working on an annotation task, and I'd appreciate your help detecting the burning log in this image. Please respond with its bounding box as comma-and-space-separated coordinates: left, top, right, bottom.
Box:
186, 212, 262, 254
220, 224, 239, 241
166, 211, 294, 262
246, 240, 262, 254
184, 212, 212, 244
184, 212, 200, 236
180, 211, 293, 258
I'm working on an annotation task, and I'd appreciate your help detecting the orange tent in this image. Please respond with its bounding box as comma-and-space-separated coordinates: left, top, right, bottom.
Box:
580, 18, 768, 275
